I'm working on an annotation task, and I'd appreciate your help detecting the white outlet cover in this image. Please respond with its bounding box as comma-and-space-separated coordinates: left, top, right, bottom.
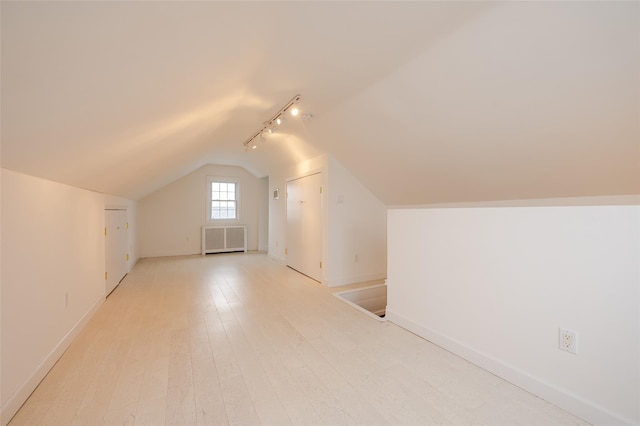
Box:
559, 328, 578, 354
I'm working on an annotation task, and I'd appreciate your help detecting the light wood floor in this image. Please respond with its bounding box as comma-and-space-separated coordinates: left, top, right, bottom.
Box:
10, 253, 588, 426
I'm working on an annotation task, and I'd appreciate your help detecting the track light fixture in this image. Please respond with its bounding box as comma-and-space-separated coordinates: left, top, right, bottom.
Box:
243, 94, 309, 151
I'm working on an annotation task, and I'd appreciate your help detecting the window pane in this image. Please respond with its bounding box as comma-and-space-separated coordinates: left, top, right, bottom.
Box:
210, 180, 237, 220
228, 201, 236, 219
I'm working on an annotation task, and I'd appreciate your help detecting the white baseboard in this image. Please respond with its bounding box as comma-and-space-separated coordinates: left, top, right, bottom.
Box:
1, 296, 105, 426
385, 309, 635, 426
139, 250, 200, 258
326, 272, 387, 288
267, 252, 286, 263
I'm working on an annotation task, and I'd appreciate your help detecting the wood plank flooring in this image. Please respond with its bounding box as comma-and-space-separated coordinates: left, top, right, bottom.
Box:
9, 253, 588, 425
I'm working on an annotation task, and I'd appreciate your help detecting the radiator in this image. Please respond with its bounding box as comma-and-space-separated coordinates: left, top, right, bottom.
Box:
201, 225, 247, 255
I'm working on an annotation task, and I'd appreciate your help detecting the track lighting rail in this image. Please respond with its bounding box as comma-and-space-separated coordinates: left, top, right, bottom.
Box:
243, 94, 303, 151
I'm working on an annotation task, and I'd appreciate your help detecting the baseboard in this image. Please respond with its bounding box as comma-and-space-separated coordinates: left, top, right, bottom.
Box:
127, 255, 140, 272
139, 250, 200, 258
0, 296, 105, 426
326, 272, 387, 288
267, 252, 286, 263
385, 309, 635, 426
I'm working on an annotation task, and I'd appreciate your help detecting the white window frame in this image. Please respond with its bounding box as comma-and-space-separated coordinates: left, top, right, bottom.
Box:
206, 176, 241, 224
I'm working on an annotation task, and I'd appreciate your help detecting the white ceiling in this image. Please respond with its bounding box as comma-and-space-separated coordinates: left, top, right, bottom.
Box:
2, 1, 638, 204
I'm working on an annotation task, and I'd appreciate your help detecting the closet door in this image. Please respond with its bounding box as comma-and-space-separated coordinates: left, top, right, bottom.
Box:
286, 173, 322, 282
105, 209, 128, 296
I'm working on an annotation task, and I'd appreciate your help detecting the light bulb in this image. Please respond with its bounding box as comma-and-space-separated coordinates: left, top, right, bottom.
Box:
276, 116, 283, 125
252, 144, 257, 150
290, 107, 299, 116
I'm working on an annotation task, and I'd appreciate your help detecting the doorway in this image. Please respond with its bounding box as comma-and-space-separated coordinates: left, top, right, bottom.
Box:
105, 209, 128, 296
286, 172, 323, 282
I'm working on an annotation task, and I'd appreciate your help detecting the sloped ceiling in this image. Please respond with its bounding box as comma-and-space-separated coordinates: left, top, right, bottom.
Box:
2, 1, 638, 204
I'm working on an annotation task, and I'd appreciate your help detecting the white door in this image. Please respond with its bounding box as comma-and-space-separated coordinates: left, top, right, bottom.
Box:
286, 173, 322, 282
105, 209, 128, 296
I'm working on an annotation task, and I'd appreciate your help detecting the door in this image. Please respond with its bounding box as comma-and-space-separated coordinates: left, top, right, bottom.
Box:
105, 209, 128, 296
286, 173, 322, 282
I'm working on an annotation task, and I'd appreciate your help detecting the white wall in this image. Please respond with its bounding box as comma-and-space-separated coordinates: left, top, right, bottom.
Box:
268, 154, 387, 287
387, 204, 640, 425
137, 164, 265, 257
257, 176, 269, 252
326, 156, 386, 286
0, 169, 137, 425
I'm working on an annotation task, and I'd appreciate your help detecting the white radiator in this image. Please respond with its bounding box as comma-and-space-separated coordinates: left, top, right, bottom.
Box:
201, 225, 247, 255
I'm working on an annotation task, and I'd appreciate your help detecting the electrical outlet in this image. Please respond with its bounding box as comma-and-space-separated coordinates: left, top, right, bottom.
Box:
64, 293, 69, 308
354, 254, 359, 263
559, 328, 578, 354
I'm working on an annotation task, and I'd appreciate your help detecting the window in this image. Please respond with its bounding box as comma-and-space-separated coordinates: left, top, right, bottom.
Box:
207, 177, 240, 221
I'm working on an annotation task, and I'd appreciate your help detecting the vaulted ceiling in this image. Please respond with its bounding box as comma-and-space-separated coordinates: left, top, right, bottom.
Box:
2, 1, 638, 204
